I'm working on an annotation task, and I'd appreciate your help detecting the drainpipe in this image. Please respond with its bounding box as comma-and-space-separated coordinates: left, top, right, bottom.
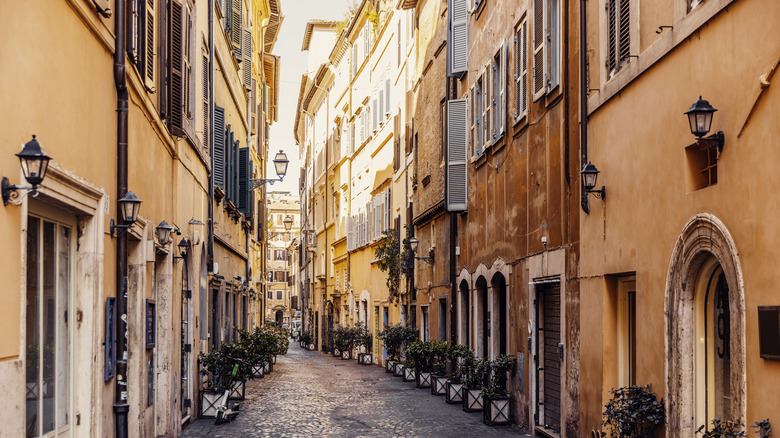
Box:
208, 0, 215, 273
580, 0, 589, 214
113, 0, 129, 436
448, 76, 458, 346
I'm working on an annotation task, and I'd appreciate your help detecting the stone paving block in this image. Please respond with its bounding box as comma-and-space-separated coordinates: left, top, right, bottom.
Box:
183, 342, 532, 437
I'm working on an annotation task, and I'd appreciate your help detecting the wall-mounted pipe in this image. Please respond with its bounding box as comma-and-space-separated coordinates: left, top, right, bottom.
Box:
113, 0, 130, 436
580, 0, 590, 214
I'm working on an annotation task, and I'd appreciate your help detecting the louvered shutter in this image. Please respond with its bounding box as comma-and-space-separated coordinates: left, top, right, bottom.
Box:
532, 0, 546, 100
483, 65, 491, 148
346, 216, 353, 251
618, 0, 630, 67
384, 189, 390, 233
242, 28, 252, 89
251, 79, 257, 134
469, 86, 475, 156
447, 99, 468, 211
203, 55, 209, 146
448, 0, 468, 75
515, 21, 528, 119
500, 41, 507, 136
491, 58, 498, 141
233, 139, 240, 202
548, 0, 560, 90
214, 106, 225, 190
475, 80, 482, 157
238, 147, 250, 212
231, 0, 242, 56
385, 78, 391, 115
168, 0, 184, 137
129, 0, 141, 63
372, 94, 378, 132
379, 89, 384, 125
143, 0, 155, 89
225, 126, 233, 197
183, 4, 193, 120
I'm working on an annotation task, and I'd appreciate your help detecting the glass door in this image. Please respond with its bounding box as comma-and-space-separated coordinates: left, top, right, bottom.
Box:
25, 216, 73, 437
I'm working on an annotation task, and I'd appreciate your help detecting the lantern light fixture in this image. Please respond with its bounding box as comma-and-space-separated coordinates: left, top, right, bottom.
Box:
248, 150, 291, 190
581, 162, 606, 200
283, 215, 294, 231
684, 96, 725, 154
408, 236, 435, 265
2, 135, 52, 206
155, 220, 180, 247
175, 238, 191, 260
110, 191, 143, 238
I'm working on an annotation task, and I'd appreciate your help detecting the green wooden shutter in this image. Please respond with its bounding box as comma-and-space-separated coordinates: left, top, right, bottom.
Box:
214, 106, 225, 190
168, 0, 184, 136
238, 147, 250, 213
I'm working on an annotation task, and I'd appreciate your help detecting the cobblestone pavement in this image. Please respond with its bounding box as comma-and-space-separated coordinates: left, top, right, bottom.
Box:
183, 341, 532, 437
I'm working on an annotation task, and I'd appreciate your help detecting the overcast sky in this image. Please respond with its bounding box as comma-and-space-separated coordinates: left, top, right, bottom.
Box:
266, 0, 352, 195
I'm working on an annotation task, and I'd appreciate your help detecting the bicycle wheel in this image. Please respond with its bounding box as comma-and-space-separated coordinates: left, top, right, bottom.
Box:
214, 409, 224, 425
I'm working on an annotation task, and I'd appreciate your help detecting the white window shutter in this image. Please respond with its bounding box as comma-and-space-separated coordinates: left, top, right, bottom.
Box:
372, 95, 378, 132
483, 65, 491, 149
532, 0, 547, 101
242, 28, 252, 89
385, 78, 391, 115
384, 189, 390, 232
515, 21, 529, 120
548, 0, 560, 90
446, 99, 468, 211
347, 216, 353, 251
469, 86, 475, 157
448, 0, 468, 75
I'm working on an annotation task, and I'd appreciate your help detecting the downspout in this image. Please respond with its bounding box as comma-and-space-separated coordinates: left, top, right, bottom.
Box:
208, 0, 215, 273
580, 0, 589, 214
448, 76, 457, 346
113, 0, 129, 436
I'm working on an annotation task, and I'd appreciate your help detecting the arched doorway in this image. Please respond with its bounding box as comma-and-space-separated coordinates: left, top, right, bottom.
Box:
326, 301, 334, 352
665, 214, 745, 435
459, 280, 470, 348
275, 310, 283, 326
474, 276, 488, 358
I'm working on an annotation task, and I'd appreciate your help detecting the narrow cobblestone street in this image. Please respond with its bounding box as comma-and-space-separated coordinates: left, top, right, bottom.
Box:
183, 342, 531, 437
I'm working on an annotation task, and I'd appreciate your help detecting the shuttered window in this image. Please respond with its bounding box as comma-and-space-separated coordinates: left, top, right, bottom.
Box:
532, 0, 546, 100
168, 0, 184, 136
372, 94, 378, 132
448, 0, 468, 75
129, 0, 141, 64
143, 0, 155, 89
238, 147, 253, 217
202, 55, 209, 147
385, 78, 391, 116
490, 42, 506, 141
469, 85, 476, 156
548, 0, 560, 90
606, 0, 631, 79
475, 77, 483, 157
250, 79, 257, 134
183, 3, 193, 120
447, 99, 468, 211
242, 29, 252, 89
214, 106, 225, 190
230, 0, 242, 57
482, 65, 491, 150
515, 19, 528, 121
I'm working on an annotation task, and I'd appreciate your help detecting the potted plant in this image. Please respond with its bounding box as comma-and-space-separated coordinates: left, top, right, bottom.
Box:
404, 341, 432, 388
429, 341, 450, 396
482, 354, 516, 426
379, 323, 418, 373
601, 384, 664, 437
298, 330, 312, 349
444, 344, 472, 403
462, 357, 489, 413
356, 324, 373, 365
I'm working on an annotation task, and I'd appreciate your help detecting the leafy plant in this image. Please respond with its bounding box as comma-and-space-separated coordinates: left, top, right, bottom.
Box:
378, 323, 418, 361
354, 323, 373, 354
462, 356, 490, 390
697, 418, 773, 438
447, 344, 474, 383
430, 341, 449, 376
482, 354, 516, 398
601, 384, 664, 438
375, 228, 402, 304
751, 419, 771, 438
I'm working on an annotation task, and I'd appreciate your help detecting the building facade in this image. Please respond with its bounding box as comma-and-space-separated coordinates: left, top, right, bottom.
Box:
265, 191, 300, 325
0, 0, 282, 436
579, 0, 780, 435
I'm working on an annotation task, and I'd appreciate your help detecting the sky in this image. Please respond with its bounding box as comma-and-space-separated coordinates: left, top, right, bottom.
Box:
265, 0, 353, 195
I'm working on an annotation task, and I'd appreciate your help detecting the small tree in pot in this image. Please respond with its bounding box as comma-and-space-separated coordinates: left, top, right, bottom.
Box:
462, 357, 489, 412
482, 354, 516, 426
429, 341, 450, 396
601, 384, 664, 438
355, 323, 373, 365
445, 345, 473, 403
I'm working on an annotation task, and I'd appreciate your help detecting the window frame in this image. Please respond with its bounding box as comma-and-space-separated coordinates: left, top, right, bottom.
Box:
514, 17, 529, 124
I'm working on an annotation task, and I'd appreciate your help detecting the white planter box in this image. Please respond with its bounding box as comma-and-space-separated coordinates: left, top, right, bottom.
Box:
200, 391, 227, 418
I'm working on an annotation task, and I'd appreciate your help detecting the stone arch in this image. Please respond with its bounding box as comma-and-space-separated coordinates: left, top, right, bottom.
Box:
665, 214, 746, 436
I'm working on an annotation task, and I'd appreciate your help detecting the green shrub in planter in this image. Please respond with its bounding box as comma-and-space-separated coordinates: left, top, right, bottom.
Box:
445, 345, 473, 403
601, 384, 664, 438
482, 354, 516, 426
695, 418, 772, 438
462, 357, 489, 412
378, 323, 418, 362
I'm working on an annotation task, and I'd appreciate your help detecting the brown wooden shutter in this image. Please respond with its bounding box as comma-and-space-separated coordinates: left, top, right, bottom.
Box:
184, 3, 192, 120
203, 54, 209, 146
168, 0, 184, 137
231, 0, 242, 56
607, 0, 617, 75
144, 0, 155, 89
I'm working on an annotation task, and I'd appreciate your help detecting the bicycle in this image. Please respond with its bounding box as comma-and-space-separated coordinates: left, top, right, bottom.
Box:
214, 357, 246, 425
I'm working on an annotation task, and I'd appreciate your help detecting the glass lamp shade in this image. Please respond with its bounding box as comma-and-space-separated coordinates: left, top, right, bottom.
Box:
156, 220, 174, 245
581, 162, 600, 191
409, 236, 419, 252
273, 150, 289, 178
177, 238, 190, 258
684, 96, 717, 138
118, 191, 142, 224
283, 215, 294, 231
17, 135, 51, 186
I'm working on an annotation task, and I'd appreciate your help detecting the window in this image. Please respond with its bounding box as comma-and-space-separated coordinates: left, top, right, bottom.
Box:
686, 144, 717, 191
490, 42, 507, 141
440, 99, 446, 163
482, 65, 491, 151
606, 0, 631, 79
617, 277, 636, 387
515, 19, 529, 121
25, 216, 73, 437
474, 76, 484, 157
268, 290, 273, 300
277, 290, 283, 300
330, 185, 335, 221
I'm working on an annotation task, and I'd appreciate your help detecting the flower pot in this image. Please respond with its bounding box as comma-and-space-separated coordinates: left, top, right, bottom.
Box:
462, 388, 484, 412
385, 360, 396, 373
416, 371, 432, 389
308, 343, 315, 351
228, 380, 246, 401
341, 349, 352, 360
431, 375, 449, 396
200, 390, 227, 418
252, 364, 265, 378
333, 348, 341, 357
393, 363, 405, 377
403, 367, 416, 382
482, 395, 512, 426
445, 381, 464, 404
359, 353, 373, 365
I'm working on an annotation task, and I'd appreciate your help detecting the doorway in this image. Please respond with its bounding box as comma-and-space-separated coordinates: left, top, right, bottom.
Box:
535, 281, 561, 434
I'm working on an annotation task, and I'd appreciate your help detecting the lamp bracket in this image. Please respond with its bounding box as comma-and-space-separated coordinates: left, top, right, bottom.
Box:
696, 131, 725, 157
248, 177, 283, 191
109, 218, 134, 239
2, 177, 38, 206
587, 186, 606, 200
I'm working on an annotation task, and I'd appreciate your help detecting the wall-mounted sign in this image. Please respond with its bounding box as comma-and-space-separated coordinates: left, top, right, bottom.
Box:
758, 306, 780, 360
146, 299, 156, 349
104, 297, 116, 382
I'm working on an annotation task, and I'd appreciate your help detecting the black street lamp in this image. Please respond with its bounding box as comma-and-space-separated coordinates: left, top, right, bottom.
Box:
110, 191, 142, 238
408, 236, 435, 265
2, 135, 52, 206
581, 162, 606, 200
249, 150, 290, 190
283, 215, 294, 231
175, 238, 191, 260
685, 96, 725, 154
155, 220, 176, 246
